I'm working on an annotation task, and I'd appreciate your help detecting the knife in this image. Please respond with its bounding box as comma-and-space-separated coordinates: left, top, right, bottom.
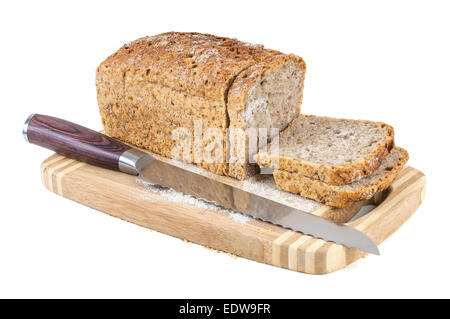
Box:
23, 114, 379, 255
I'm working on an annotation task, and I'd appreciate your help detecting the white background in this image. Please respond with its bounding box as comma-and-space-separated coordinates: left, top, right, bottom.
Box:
1, 0, 449, 298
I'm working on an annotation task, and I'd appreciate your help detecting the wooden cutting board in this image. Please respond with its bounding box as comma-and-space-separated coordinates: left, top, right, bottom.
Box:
40, 153, 426, 274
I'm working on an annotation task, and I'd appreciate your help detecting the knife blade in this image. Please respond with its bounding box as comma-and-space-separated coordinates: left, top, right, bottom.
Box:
24, 114, 379, 255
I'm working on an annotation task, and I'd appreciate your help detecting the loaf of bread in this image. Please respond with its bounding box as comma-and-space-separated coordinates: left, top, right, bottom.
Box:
273, 147, 409, 207
255, 115, 394, 185
96, 32, 306, 180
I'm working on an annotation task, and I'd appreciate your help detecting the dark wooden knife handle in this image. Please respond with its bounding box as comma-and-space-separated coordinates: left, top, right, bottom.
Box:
24, 114, 133, 171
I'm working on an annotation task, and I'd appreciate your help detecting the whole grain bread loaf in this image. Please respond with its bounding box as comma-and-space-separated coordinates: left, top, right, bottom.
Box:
255, 115, 394, 185
96, 32, 306, 179
273, 147, 409, 207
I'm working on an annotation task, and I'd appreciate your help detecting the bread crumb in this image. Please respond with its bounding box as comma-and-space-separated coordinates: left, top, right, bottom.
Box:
203, 246, 224, 254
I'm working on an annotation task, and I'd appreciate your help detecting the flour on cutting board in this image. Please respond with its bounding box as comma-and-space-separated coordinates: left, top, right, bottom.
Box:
240, 174, 321, 213
137, 179, 251, 224
136, 154, 322, 225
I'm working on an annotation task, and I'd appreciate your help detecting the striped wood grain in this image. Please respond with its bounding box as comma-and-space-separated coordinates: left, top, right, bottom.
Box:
40, 154, 425, 274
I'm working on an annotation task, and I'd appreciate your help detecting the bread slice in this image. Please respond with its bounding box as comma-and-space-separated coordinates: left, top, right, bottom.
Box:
256, 115, 394, 185
273, 147, 409, 208
227, 54, 306, 180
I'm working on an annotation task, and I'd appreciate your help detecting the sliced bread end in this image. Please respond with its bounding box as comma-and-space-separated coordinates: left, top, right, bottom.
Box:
256, 115, 395, 185
273, 147, 409, 208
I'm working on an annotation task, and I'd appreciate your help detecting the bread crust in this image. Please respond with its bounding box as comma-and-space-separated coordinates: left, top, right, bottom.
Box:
273, 147, 409, 208
256, 115, 395, 185
97, 32, 280, 100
